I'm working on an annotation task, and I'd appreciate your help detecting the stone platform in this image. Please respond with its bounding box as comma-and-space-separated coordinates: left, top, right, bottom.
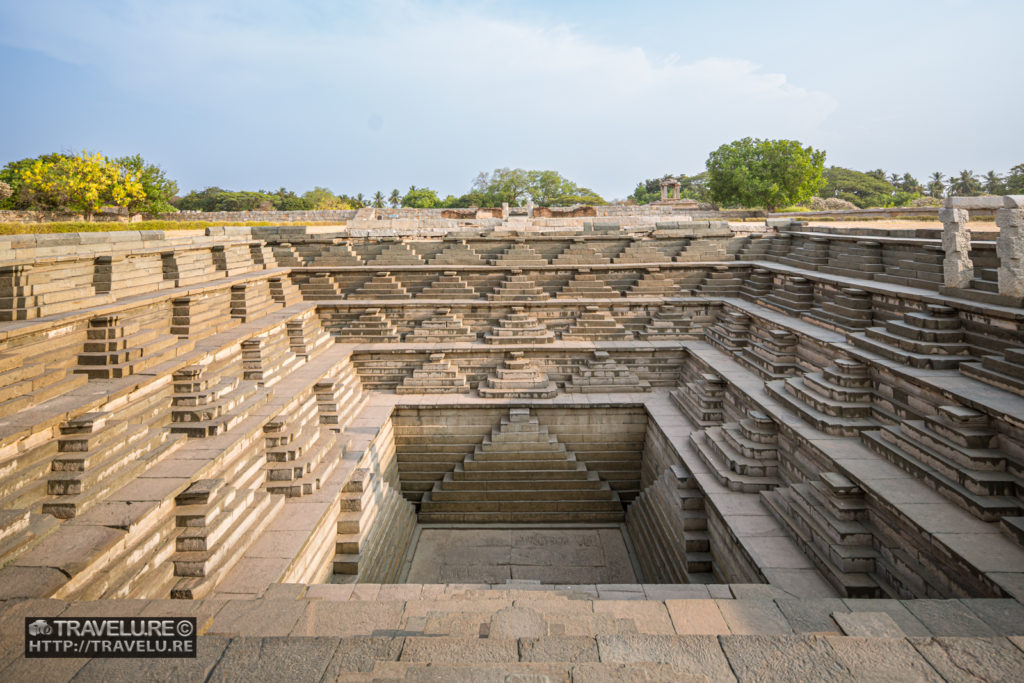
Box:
1, 213, 1024, 678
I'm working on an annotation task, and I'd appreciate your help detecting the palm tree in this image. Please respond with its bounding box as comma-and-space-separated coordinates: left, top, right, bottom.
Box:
901, 173, 922, 194
949, 170, 980, 197
927, 172, 946, 198
372, 191, 385, 208
888, 172, 901, 187
983, 170, 1003, 195
354, 193, 365, 208
389, 189, 401, 208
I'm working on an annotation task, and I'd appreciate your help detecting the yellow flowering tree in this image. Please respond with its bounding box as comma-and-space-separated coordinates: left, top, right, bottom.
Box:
17, 151, 145, 220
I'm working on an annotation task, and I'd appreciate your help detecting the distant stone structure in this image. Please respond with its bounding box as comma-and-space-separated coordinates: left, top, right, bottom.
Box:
0, 206, 1022, 677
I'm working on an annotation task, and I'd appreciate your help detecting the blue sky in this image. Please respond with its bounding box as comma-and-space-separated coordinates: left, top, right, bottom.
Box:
0, 0, 1020, 199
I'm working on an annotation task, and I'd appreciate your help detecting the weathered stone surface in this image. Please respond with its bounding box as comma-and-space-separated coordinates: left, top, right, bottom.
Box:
719, 634, 850, 681
596, 634, 735, 680
206, 636, 339, 681
910, 636, 1024, 682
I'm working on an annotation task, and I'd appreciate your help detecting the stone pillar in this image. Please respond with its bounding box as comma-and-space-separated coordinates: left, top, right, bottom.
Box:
526, 199, 534, 218
501, 202, 509, 219
661, 184, 668, 201
996, 195, 1024, 297
673, 184, 681, 200
939, 207, 973, 288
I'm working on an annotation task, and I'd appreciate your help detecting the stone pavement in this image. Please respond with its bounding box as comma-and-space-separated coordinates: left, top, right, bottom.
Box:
2, 586, 1024, 680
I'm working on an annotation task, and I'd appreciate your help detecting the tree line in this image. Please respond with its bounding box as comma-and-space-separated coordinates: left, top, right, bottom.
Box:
2, 148, 1021, 219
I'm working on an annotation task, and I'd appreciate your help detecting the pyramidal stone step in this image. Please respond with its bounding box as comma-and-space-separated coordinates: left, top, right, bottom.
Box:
352, 272, 410, 300
490, 242, 548, 267
961, 347, 1024, 397
556, 270, 620, 298
487, 271, 550, 301
639, 304, 695, 340
551, 240, 611, 265
562, 306, 632, 341
428, 240, 486, 266
627, 268, 681, 297
404, 308, 477, 343
337, 308, 402, 342
396, 353, 471, 394
565, 351, 650, 393
368, 242, 424, 266
483, 307, 555, 344
419, 408, 623, 523
478, 353, 558, 399
418, 272, 478, 300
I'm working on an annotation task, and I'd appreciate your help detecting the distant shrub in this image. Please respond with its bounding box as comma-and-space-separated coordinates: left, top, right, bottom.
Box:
806, 196, 859, 211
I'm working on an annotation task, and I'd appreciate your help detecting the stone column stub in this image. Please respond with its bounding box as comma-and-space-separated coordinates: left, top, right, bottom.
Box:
996, 195, 1024, 297
939, 207, 973, 289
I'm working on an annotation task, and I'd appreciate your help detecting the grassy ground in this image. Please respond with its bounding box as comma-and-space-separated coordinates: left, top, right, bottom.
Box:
0, 220, 348, 235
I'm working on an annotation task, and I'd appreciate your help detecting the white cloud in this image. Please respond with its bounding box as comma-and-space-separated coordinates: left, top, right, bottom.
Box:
0, 1, 838, 197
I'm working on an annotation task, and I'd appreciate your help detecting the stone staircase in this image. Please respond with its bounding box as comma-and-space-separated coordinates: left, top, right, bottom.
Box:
737, 267, 772, 302
396, 353, 471, 394
850, 304, 977, 369
229, 281, 278, 323
334, 468, 417, 582
806, 287, 874, 332
704, 310, 751, 355
368, 242, 424, 266
737, 326, 798, 380
261, 389, 343, 497
626, 466, 714, 583
670, 368, 725, 429
565, 351, 650, 393
403, 308, 477, 343
74, 313, 184, 380
428, 240, 486, 266
551, 240, 611, 265
962, 347, 1024, 397
689, 410, 781, 493
638, 304, 695, 340
562, 306, 633, 341
697, 266, 744, 296
335, 308, 401, 343
487, 272, 550, 301
762, 275, 816, 316
478, 353, 558, 399
765, 360, 877, 437
613, 239, 675, 264
352, 272, 410, 299
761, 472, 886, 598
626, 268, 681, 297
556, 270, 620, 298
483, 308, 555, 344
419, 408, 624, 523
860, 405, 1024, 535
418, 271, 478, 299
490, 242, 549, 267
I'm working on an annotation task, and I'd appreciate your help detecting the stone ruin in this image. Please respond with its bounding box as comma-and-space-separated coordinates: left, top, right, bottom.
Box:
0, 200, 1023, 678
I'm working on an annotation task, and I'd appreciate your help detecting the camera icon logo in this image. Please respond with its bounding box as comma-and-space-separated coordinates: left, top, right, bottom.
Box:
28, 619, 53, 636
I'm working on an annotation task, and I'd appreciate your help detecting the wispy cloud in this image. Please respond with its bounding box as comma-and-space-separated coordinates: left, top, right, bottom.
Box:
0, 1, 838, 196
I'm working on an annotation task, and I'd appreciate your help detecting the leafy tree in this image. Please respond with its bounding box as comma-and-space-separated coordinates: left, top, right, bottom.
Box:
949, 170, 981, 197
468, 168, 605, 207
900, 173, 922, 194
389, 189, 401, 208
1005, 164, 1024, 194
866, 169, 887, 181
371, 191, 385, 208
115, 154, 178, 214
821, 167, 902, 208
927, 172, 946, 198
471, 168, 532, 206
401, 186, 441, 208
17, 150, 144, 220
0, 153, 68, 209
303, 186, 349, 209
705, 138, 826, 212
982, 171, 1004, 195
888, 173, 901, 187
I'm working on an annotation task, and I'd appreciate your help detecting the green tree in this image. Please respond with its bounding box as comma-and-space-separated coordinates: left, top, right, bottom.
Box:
927, 172, 946, 198
371, 191, 385, 208
1005, 164, 1024, 194
471, 168, 532, 206
0, 153, 68, 209
705, 138, 826, 212
900, 173, 922, 194
401, 186, 442, 208
949, 170, 981, 197
302, 186, 349, 209
115, 154, 178, 214
389, 189, 401, 208
982, 171, 1004, 195
821, 167, 901, 208
17, 150, 144, 220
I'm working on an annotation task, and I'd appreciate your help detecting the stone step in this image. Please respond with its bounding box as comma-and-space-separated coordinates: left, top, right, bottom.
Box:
765, 379, 877, 437
861, 430, 1024, 522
